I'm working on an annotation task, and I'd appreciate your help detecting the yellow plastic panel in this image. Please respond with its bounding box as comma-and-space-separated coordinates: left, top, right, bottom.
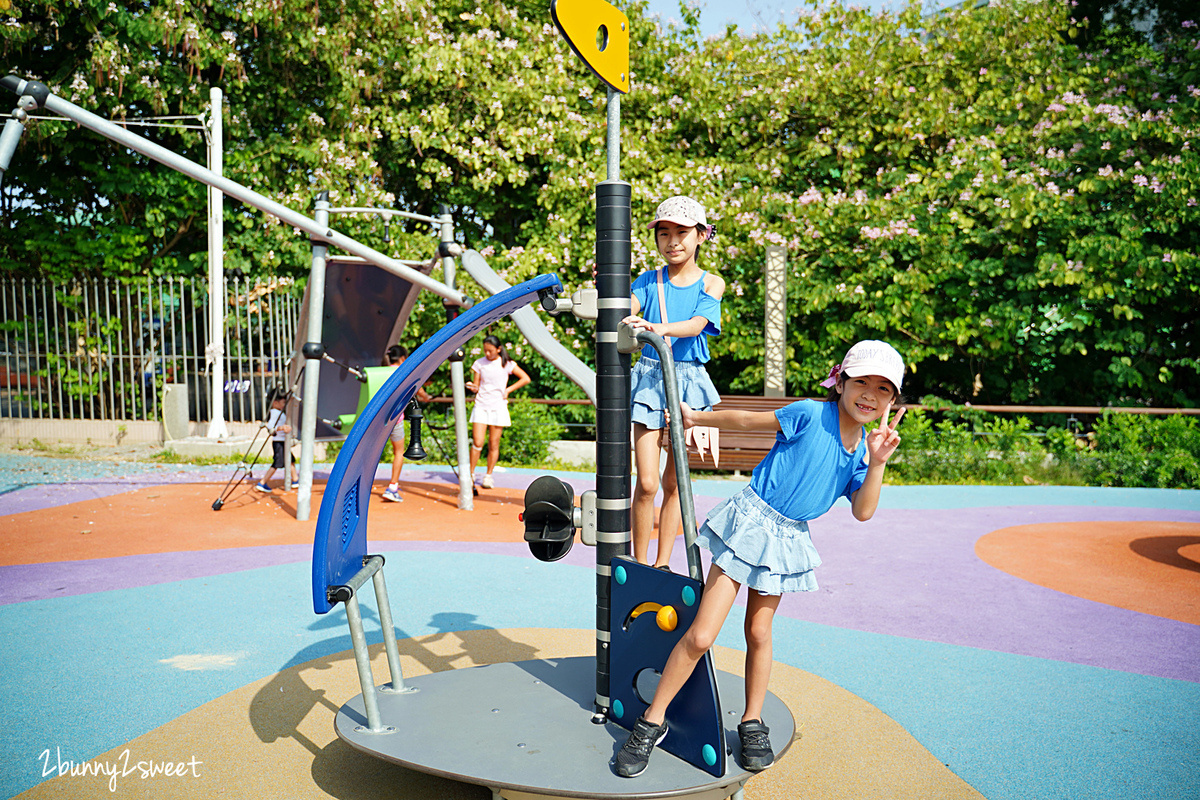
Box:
551, 0, 630, 94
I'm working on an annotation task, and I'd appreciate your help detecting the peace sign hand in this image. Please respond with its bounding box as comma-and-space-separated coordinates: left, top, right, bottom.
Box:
866, 402, 905, 466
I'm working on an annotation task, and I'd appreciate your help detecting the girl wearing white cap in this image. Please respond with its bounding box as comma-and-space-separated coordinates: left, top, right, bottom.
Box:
623, 195, 725, 570
614, 340, 906, 779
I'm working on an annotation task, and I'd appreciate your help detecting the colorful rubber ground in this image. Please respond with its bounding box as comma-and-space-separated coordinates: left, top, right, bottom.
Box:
1, 453, 1197, 799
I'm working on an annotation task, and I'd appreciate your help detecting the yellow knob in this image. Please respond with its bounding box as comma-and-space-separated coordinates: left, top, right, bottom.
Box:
656, 605, 678, 632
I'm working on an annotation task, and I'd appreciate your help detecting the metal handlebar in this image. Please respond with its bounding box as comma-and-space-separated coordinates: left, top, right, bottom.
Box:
618, 322, 703, 582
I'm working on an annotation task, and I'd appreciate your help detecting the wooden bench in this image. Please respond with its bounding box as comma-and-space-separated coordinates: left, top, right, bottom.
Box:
687, 395, 810, 474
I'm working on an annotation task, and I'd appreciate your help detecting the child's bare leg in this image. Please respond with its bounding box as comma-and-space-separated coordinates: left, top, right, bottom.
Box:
643, 566, 741, 725
486, 425, 503, 474
653, 450, 681, 568
631, 424, 663, 564
390, 440, 404, 485
469, 422, 487, 479
742, 590, 781, 723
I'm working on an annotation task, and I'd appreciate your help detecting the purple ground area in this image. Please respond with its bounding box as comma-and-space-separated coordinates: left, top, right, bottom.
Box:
7, 500, 1198, 685
765, 504, 1200, 684
5, 459, 1196, 684
0, 544, 314, 606
0, 471, 229, 514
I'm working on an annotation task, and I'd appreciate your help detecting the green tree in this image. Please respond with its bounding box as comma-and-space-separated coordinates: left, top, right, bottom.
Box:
1, 0, 1195, 409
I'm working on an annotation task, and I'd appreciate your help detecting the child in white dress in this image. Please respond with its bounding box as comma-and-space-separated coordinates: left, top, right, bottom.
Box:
466, 335, 530, 488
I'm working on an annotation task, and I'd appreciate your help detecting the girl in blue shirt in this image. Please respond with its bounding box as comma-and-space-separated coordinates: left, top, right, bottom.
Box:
622, 195, 725, 570
614, 340, 907, 778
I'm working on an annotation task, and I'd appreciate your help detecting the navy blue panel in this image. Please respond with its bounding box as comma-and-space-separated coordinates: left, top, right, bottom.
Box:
608, 557, 726, 777
311, 274, 562, 613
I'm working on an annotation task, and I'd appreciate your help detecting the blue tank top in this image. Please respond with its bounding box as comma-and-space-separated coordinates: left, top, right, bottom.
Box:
630, 267, 721, 363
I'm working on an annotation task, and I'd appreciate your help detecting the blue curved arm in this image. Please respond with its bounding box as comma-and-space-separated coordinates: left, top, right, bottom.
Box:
312, 274, 563, 613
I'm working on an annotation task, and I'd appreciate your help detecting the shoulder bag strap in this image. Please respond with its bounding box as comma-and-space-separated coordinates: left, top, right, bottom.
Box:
656, 267, 671, 347
657, 268, 706, 455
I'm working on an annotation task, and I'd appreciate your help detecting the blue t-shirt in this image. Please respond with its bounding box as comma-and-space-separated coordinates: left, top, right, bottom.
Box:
749, 399, 869, 521
631, 267, 720, 363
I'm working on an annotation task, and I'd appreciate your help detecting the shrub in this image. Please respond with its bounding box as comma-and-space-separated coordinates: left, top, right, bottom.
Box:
1091, 413, 1200, 489
885, 407, 1200, 489
496, 400, 565, 466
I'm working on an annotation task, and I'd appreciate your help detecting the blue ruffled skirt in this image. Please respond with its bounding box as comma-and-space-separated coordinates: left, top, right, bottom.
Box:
696, 486, 821, 595
630, 357, 721, 429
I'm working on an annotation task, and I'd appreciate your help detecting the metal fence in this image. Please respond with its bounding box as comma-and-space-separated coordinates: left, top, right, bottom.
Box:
0, 275, 302, 424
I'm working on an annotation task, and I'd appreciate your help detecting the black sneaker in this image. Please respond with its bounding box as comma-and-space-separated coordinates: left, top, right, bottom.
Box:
614, 716, 668, 777
738, 719, 774, 771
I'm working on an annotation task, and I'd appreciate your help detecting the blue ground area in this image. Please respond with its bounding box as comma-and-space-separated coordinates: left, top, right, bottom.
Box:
1, 455, 1197, 799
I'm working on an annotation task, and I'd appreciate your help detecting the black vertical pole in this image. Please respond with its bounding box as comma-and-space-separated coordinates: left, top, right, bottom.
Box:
593, 179, 632, 718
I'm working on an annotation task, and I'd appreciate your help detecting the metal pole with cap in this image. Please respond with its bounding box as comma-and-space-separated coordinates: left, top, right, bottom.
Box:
549, 0, 632, 720
296, 193, 331, 522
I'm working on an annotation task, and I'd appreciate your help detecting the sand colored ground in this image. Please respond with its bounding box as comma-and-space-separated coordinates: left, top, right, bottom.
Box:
975, 521, 1200, 625
18, 628, 983, 800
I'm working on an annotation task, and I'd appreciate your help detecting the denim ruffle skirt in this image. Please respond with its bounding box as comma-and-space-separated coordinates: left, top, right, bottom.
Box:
630, 357, 721, 430
695, 485, 821, 595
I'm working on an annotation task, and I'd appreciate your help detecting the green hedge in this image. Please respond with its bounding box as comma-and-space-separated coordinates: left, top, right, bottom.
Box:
1082, 413, 1200, 489
886, 407, 1200, 489
326, 399, 564, 468
496, 401, 565, 466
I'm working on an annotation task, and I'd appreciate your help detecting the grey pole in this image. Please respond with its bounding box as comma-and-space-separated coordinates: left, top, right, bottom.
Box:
606, 90, 621, 179
371, 568, 409, 693
205, 86, 229, 438
439, 208, 473, 510
593, 86, 631, 717
296, 193, 330, 522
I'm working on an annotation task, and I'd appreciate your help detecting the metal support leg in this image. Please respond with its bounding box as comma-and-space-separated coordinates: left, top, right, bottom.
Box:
344, 593, 394, 733
371, 568, 411, 694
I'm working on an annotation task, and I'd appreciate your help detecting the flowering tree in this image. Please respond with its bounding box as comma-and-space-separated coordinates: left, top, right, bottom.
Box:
1, 0, 1195, 407
523, 0, 1199, 407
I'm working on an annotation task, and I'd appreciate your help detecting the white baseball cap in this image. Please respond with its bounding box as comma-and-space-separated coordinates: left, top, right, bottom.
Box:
646, 195, 708, 230
839, 340, 905, 391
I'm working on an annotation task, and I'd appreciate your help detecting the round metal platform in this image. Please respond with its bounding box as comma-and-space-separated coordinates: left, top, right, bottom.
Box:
335, 656, 795, 800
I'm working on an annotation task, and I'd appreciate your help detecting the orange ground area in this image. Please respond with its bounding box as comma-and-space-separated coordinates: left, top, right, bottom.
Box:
975, 520, 1200, 625
0, 478, 535, 566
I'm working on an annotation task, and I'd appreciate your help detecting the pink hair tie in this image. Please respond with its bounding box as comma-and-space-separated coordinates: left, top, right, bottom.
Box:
819, 364, 841, 388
